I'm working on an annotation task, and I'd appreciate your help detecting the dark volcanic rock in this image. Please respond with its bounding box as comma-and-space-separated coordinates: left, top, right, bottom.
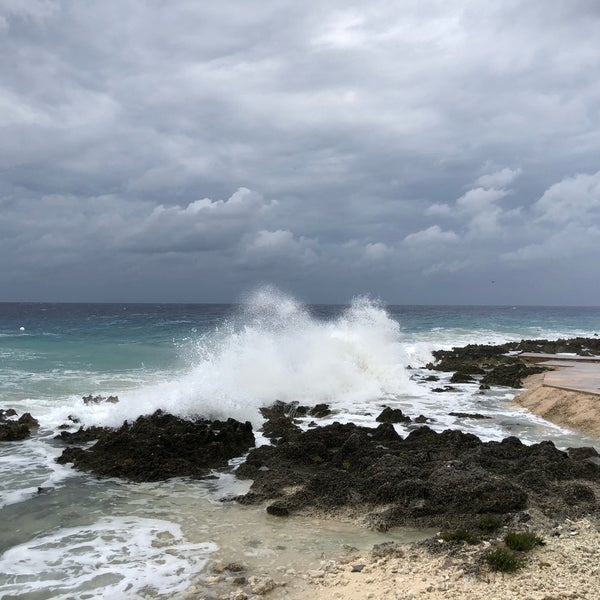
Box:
236, 423, 600, 530
376, 407, 411, 424
56, 410, 255, 481
481, 361, 546, 388
414, 415, 434, 424
261, 416, 302, 443
514, 337, 600, 356
54, 426, 111, 444
449, 412, 491, 420
428, 338, 599, 390
568, 447, 600, 462
82, 394, 119, 405
449, 372, 476, 384
0, 409, 39, 442
308, 404, 331, 418
431, 344, 513, 373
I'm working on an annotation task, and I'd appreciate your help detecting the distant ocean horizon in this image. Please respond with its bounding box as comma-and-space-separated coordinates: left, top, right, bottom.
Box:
2, 290, 600, 598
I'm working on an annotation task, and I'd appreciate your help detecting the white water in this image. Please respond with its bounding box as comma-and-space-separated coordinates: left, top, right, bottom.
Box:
50, 291, 418, 429
0, 516, 215, 599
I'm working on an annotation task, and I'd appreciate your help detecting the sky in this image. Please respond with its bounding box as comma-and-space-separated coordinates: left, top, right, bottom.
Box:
1, 0, 600, 305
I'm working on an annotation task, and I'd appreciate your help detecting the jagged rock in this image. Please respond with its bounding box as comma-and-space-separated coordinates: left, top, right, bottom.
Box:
308, 403, 331, 418
414, 415, 434, 423
481, 362, 546, 388
236, 423, 600, 530
0, 409, 39, 442
568, 447, 600, 462
56, 410, 255, 481
450, 372, 476, 384
449, 412, 491, 420
54, 425, 110, 444
376, 407, 411, 424
82, 394, 119, 405
261, 417, 302, 443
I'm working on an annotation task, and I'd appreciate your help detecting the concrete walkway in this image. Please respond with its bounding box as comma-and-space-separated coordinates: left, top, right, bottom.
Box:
520, 353, 600, 396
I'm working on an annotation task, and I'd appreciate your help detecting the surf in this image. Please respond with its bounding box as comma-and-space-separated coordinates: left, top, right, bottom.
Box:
66, 288, 417, 428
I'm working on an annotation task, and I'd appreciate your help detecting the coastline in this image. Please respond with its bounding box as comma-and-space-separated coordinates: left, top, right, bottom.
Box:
190, 513, 600, 599
514, 371, 600, 438
191, 351, 600, 600
280, 516, 600, 600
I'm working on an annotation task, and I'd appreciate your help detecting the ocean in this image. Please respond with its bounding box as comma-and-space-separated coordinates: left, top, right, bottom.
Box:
1, 289, 600, 599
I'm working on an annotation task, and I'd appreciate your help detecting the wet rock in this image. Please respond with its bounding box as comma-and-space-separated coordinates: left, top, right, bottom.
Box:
54, 425, 110, 444
432, 386, 457, 393
17, 413, 39, 428
248, 575, 276, 595
449, 412, 491, 420
481, 361, 547, 388
56, 410, 255, 481
261, 416, 301, 443
376, 407, 411, 424
236, 422, 600, 530
431, 343, 511, 373
308, 403, 331, 418
449, 372, 476, 384
266, 501, 290, 517
259, 401, 307, 420
0, 409, 39, 441
414, 415, 434, 423
514, 337, 600, 356
82, 394, 119, 405
422, 375, 439, 382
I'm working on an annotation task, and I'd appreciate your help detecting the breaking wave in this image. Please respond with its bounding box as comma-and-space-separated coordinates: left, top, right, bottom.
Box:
65, 288, 417, 427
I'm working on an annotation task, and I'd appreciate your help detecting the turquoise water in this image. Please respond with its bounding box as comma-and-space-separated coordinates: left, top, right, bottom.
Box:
1, 292, 600, 598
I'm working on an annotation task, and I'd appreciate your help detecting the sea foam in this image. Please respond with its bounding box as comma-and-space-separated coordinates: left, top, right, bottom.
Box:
63, 288, 418, 428
0, 517, 215, 599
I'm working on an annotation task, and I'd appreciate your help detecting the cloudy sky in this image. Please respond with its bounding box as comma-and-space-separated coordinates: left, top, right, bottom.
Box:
2, 1, 600, 305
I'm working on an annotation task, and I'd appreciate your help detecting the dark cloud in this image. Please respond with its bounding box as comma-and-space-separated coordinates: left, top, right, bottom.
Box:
1, 1, 600, 303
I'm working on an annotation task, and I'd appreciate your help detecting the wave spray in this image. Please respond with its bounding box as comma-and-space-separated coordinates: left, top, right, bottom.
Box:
73, 288, 416, 427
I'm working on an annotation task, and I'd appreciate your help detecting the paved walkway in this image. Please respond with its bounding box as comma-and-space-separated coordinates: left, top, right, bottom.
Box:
520, 353, 600, 396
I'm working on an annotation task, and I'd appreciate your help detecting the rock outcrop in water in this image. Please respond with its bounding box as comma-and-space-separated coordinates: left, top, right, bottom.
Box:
429, 337, 600, 388
56, 409, 255, 481
236, 422, 600, 530
0, 409, 39, 441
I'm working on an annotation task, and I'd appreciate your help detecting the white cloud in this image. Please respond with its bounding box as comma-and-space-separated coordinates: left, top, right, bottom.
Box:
364, 242, 391, 260
120, 188, 272, 253
502, 223, 600, 263
425, 203, 451, 217
403, 225, 459, 246
534, 170, 600, 224
456, 187, 509, 213
476, 167, 522, 188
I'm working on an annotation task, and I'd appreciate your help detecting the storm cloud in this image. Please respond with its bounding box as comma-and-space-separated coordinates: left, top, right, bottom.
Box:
2, 1, 600, 304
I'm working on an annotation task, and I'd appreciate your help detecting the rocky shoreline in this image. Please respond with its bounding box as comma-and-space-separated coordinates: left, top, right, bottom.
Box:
3, 336, 600, 599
